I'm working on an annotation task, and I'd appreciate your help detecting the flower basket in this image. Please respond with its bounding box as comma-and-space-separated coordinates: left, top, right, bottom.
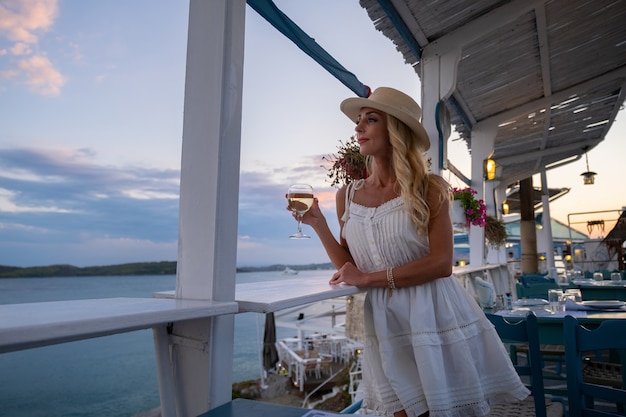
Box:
485, 215, 508, 247
450, 199, 467, 226
452, 187, 486, 228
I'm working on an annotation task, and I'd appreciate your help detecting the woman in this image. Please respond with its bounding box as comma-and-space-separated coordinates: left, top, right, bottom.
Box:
294, 87, 528, 416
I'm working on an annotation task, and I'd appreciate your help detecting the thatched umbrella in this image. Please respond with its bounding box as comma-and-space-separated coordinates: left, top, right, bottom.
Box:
601, 210, 626, 271
262, 312, 279, 372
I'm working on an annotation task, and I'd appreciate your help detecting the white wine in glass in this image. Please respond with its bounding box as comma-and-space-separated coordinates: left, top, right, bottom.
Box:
287, 184, 314, 239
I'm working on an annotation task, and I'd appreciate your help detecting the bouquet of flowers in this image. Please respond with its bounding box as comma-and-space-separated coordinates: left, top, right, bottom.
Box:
323, 136, 432, 187
452, 187, 487, 227
323, 136, 368, 187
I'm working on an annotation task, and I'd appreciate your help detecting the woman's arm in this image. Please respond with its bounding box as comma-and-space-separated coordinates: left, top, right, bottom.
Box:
330, 176, 454, 288
390, 191, 454, 286
297, 186, 354, 270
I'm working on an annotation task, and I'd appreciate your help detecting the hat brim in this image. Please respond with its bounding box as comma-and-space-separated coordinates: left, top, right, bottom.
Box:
340, 97, 430, 151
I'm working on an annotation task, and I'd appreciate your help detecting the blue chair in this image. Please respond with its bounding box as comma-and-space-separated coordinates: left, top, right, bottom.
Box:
564, 315, 626, 416
520, 273, 553, 286
485, 313, 564, 417
517, 274, 560, 300
516, 282, 561, 300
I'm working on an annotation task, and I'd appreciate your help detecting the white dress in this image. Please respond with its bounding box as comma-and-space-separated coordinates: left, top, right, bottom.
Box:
341, 180, 529, 417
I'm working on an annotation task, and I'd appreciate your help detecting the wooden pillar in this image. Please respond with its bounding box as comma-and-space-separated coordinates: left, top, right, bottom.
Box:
519, 177, 538, 274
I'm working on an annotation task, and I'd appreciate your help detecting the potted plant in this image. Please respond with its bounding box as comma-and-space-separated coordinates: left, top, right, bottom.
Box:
451, 187, 487, 227
485, 215, 508, 247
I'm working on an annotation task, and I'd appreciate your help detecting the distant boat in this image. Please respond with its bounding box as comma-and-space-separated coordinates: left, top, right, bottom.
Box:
282, 267, 298, 275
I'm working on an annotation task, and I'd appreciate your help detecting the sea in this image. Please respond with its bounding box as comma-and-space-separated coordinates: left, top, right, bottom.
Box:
0, 270, 334, 417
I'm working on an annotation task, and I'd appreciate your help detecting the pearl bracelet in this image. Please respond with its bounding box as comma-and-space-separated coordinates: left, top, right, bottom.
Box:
386, 267, 396, 297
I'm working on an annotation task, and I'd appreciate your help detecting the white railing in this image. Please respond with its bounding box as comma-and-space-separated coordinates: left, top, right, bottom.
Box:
453, 263, 517, 300
0, 276, 363, 416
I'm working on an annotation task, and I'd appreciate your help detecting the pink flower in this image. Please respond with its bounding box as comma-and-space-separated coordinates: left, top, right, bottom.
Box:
453, 187, 487, 227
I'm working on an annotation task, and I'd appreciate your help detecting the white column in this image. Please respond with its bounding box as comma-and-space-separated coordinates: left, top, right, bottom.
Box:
158, 0, 246, 415
420, 48, 460, 173
468, 122, 497, 266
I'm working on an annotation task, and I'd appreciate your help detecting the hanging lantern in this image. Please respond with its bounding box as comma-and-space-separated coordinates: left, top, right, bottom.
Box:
501, 201, 510, 215
581, 149, 597, 185
484, 158, 497, 180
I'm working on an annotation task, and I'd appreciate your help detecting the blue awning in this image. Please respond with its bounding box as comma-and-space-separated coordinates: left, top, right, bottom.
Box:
247, 0, 370, 98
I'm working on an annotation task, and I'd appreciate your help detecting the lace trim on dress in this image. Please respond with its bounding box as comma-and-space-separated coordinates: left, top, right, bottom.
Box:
342, 178, 403, 219
349, 195, 403, 217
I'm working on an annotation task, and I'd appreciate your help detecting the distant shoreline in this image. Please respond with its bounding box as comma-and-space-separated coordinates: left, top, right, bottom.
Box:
0, 261, 334, 278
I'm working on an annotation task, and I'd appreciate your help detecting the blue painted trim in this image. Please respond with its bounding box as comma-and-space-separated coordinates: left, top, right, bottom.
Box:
448, 95, 473, 130
375, 0, 422, 62
435, 101, 445, 168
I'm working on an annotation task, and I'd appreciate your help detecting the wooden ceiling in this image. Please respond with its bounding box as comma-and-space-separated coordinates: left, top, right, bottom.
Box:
359, 0, 626, 187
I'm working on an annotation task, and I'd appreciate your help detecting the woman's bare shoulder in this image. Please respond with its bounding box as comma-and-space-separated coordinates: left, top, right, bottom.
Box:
427, 173, 450, 189
426, 174, 450, 213
336, 184, 348, 202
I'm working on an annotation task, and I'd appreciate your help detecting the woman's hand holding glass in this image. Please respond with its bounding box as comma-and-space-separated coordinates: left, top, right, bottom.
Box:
287, 184, 314, 239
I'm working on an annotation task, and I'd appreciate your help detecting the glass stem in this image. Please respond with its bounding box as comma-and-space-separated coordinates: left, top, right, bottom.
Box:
297, 214, 303, 234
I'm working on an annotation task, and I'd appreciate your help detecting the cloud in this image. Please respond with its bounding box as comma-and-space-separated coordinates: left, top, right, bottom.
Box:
0, 187, 74, 213
10, 42, 31, 55
0, 147, 181, 245
0, 146, 342, 267
0, 0, 58, 44
0, 0, 64, 95
16, 54, 66, 94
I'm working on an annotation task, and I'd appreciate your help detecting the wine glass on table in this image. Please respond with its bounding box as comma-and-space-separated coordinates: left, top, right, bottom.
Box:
287, 184, 314, 239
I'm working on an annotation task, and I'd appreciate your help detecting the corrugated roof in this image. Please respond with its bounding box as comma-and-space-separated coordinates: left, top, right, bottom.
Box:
504, 215, 589, 241
358, 0, 626, 187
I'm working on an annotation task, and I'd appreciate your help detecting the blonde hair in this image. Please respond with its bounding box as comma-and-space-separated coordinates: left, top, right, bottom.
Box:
387, 115, 450, 235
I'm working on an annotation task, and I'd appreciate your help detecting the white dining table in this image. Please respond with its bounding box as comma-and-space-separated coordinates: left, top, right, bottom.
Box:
569, 279, 626, 301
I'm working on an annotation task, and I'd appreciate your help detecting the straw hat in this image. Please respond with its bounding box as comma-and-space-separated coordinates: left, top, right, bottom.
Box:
340, 87, 430, 151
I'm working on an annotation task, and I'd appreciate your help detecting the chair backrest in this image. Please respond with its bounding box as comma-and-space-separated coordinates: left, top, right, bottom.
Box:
516, 282, 560, 300
564, 315, 626, 416
486, 312, 548, 417
520, 273, 553, 286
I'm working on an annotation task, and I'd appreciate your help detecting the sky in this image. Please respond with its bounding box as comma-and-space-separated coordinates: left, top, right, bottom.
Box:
0, 0, 624, 268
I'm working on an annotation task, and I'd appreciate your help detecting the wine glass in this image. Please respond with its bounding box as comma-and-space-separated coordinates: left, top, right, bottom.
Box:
287, 184, 314, 239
